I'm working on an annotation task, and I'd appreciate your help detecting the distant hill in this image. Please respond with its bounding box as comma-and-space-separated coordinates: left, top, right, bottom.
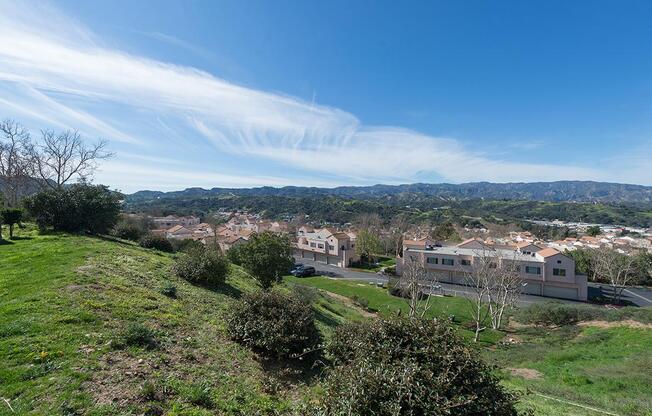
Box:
128, 181, 652, 204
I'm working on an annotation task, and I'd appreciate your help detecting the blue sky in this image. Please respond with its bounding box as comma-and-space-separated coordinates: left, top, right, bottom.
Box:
1, 0, 651, 192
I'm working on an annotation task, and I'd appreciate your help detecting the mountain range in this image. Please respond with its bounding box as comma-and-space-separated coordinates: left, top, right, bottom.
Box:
127, 181, 652, 204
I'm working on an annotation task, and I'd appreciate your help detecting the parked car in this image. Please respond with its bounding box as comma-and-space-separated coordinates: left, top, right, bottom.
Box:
290, 263, 303, 273
291, 266, 315, 277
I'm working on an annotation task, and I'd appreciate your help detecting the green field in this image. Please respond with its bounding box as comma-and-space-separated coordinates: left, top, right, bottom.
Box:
1, 227, 651, 415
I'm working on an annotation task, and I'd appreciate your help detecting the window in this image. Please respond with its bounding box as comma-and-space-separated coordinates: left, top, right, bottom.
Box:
442, 258, 454, 266
328, 244, 335, 250
525, 266, 541, 275
310, 242, 316, 248
557, 260, 562, 264
427, 257, 438, 264
553, 268, 566, 276
318, 244, 324, 249
489, 262, 497, 269
461, 259, 471, 266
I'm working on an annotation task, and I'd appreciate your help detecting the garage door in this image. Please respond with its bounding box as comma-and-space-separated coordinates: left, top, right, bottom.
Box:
543, 285, 578, 300
315, 254, 328, 263
523, 282, 542, 295
301, 250, 310, 259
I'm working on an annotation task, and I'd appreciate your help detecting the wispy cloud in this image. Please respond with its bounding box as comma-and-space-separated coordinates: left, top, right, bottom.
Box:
0, 0, 648, 192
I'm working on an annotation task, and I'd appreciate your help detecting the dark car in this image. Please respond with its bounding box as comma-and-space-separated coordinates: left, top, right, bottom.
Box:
291, 266, 315, 277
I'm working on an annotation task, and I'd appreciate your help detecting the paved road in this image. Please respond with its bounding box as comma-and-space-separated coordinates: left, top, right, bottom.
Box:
294, 256, 652, 307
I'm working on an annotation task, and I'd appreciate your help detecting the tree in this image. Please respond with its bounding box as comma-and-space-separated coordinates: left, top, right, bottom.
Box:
395, 252, 437, 318
238, 231, 294, 289
586, 225, 601, 237
0, 120, 34, 207
462, 249, 523, 341
389, 215, 409, 257
0, 208, 23, 239
24, 183, 121, 234
32, 130, 113, 190
430, 221, 458, 242
315, 317, 518, 415
593, 248, 637, 305
355, 229, 381, 264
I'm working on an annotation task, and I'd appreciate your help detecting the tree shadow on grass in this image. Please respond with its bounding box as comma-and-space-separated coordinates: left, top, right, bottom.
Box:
205, 281, 243, 299
259, 350, 327, 387
0, 239, 15, 245
9, 236, 33, 241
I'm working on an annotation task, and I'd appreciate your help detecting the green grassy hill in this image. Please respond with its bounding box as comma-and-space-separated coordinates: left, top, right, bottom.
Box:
2, 227, 651, 415
0, 229, 365, 415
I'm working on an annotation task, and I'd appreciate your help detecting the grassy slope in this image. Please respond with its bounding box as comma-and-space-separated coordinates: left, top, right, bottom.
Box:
285, 275, 504, 344
489, 325, 652, 416
286, 276, 652, 416
0, 228, 362, 415
3, 228, 651, 415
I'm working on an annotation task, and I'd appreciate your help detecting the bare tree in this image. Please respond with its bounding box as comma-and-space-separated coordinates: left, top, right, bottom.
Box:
0, 120, 35, 207
462, 249, 523, 341
593, 248, 637, 305
356, 213, 382, 233
389, 215, 409, 257
33, 130, 113, 190
397, 252, 438, 318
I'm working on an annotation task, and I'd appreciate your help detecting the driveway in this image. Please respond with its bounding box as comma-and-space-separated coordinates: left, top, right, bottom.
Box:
294, 255, 652, 307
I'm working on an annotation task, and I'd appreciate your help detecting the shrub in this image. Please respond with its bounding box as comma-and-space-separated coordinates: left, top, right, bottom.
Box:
226, 243, 246, 265
351, 294, 369, 309
236, 231, 294, 289
173, 246, 229, 286
111, 220, 146, 241
170, 238, 204, 253
118, 323, 158, 349
317, 317, 518, 416
226, 291, 321, 358
514, 302, 585, 326
23, 184, 121, 234
291, 283, 319, 304
160, 283, 177, 298
139, 234, 174, 252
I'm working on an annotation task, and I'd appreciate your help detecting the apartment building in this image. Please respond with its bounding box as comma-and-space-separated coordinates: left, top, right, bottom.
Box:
152, 215, 201, 229
398, 239, 588, 301
294, 226, 360, 267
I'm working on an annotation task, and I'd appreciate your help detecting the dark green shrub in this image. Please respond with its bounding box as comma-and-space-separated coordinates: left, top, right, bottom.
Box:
317, 317, 518, 416
236, 231, 294, 289
170, 238, 204, 253
226, 291, 321, 358
112, 220, 146, 241
226, 243, 246, 265
139, 234, 174, 252
119, 323, 158, 349
160, 283, 177, 298
23, 184, 121, 234
173, 246, 229, 286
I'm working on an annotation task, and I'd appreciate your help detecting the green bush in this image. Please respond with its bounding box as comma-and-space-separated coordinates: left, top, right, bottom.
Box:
118, 323, 158, 349
139, 234, 174, 253
226, 243, 246, 265
160, 283, 177, 298
316, 317, 518, 415
111, 220, 146, 241
170, 238, 204, 253
23, 184, 121, 234
226, 291, 321, 358
173, 245, 229, 286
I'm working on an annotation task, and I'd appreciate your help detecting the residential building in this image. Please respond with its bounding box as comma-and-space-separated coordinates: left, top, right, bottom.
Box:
398, 239, 588, 301
294, 226, 360, 267
152, 215, 200, 229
